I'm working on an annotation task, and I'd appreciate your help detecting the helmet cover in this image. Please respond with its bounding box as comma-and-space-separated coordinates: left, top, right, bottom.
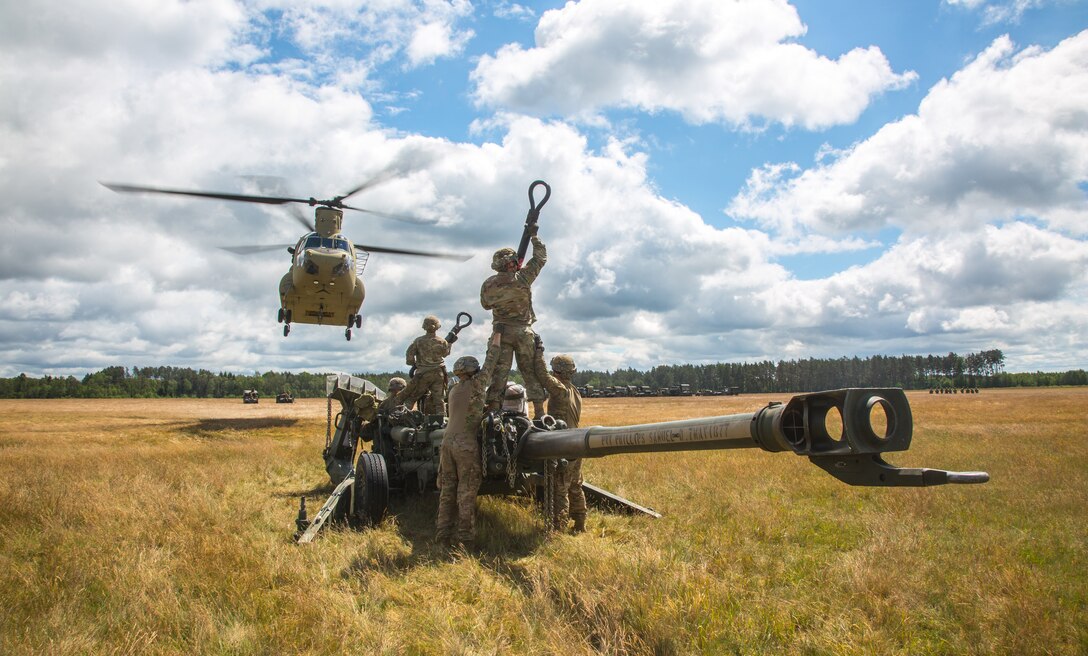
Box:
452, 355, 480, 376
491, 247, 518, 271
550, 354, 576, 375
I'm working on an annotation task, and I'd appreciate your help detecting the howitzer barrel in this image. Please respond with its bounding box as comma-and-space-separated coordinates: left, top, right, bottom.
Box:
519, 413, 763, 460
517, 388, 990, 487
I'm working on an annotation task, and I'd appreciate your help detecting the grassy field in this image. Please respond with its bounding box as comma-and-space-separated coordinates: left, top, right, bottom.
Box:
0, 388, 1085, 655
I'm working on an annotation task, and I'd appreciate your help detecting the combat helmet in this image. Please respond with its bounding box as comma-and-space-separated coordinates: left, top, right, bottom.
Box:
388, 377, 407, 392
491, 247, 518, 272
550, 354, 576, 375
422, 315, 441, 331
452, 355, 480, 377
502, 382, 527, 414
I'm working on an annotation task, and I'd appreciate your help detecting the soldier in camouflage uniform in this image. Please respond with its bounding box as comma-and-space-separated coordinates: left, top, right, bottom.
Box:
379, 377, 406, 415
480, 232, 548, 417
435, 354, 495, 550
397, 316, 451, 416
359, 377, 406, 444
534, 349, 587, 532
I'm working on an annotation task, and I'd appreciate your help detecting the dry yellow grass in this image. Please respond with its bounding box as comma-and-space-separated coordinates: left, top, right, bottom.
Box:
0, 389, 1085, 655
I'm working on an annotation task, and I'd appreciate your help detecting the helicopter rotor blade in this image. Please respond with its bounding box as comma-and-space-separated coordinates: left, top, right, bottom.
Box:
220, 244, 293, 255
340, 204, 438, 225
286, 205, 316, 232
339, 167, 404, 202
236, 175, 317, 232
339, 148, 440, 201
102, 182, 312, 206
354, 243, 471, 261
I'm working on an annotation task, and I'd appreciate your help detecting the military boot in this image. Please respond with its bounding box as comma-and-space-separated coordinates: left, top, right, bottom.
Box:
571, 515, 586, 534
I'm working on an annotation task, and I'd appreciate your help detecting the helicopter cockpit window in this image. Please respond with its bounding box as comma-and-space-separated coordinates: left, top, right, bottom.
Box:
303, 235, 351, 251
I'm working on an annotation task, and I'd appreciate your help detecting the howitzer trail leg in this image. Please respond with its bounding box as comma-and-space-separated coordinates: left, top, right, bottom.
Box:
296, 475, 355, 544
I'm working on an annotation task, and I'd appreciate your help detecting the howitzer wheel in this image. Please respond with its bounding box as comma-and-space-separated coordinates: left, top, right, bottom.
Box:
353, 452, 389, 526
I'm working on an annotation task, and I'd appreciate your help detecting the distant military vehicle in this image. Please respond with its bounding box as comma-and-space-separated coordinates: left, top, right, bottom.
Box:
295, 375, 989, 542
242, 390, 259, 404
276, 392, 295, 404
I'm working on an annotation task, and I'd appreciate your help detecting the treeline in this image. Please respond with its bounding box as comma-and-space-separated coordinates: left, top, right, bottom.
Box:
570, 349, 1087, 392
1, 349, 1085, 399
0, 366, 408, 400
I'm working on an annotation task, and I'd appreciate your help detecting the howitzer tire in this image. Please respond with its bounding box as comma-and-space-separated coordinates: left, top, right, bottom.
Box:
353, 452, 389, 526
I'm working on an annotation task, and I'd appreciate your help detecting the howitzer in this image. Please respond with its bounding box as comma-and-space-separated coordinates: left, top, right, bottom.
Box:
297, 381, 988, 540
516, 180, 550, 266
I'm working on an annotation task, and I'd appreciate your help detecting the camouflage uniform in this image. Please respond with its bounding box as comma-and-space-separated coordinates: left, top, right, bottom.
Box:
481, 236, 547, 410
535, 350, 586, 531
435, 355, 495, 548
379, 377, 406, 415
398, 317, 451, 416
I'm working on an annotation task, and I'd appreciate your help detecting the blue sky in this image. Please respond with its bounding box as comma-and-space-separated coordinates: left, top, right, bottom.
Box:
1, 0, 1086, 377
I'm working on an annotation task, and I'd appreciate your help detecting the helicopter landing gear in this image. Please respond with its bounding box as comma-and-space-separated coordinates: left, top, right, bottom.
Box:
281, 308, 293, 336
347, 313, 361, 329
345, 328, 352, 341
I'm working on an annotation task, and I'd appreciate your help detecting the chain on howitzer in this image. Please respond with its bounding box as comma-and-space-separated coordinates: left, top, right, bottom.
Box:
325, 393, 332, 450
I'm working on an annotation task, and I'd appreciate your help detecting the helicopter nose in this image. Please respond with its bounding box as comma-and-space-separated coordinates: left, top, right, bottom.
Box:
303, 250, 351, 279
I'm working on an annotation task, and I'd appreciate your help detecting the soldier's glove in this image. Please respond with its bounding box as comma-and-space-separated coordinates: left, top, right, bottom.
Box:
408, 366, 417, 378
534, 334, 544, 353
444, 330, 458, 345
528, 222, 539, 237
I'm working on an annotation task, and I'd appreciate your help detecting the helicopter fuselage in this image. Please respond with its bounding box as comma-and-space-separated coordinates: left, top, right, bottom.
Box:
279, 231, 365, 328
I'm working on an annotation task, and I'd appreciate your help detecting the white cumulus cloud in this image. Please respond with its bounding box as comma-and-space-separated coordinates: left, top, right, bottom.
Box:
728, 31, 1088, 237
470, 0, 916, 129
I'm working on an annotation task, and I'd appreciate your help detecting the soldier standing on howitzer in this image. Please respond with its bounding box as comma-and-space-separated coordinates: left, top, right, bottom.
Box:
534, 348, 586, 533
480, 231, 548, 418
397, 315, 457, 417
435, 354, 495, 551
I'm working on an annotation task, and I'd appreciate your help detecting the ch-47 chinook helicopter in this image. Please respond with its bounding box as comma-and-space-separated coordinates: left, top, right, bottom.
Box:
102, 175, 471, 340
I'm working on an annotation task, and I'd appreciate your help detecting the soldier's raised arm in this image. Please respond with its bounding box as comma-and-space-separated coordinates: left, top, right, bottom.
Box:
533, 342, 563, 398
405, 339, 417, 367
520, 235, 547, 285
466, 351, 499, 431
